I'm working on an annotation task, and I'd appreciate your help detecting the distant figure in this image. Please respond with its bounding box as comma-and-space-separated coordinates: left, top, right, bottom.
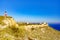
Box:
4, 11, 7, 17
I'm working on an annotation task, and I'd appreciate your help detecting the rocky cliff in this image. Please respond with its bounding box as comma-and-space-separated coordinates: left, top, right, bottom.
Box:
0, 16, 18, 29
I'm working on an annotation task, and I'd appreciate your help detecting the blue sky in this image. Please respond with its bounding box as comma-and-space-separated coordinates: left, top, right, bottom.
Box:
0, 0, 60, 23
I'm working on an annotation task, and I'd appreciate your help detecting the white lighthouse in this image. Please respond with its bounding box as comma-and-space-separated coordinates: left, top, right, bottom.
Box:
4, 11, 7, 17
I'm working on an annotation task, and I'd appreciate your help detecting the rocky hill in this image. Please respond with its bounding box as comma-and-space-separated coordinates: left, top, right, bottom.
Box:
0, 16, 60, 40
0, 16, 18, 29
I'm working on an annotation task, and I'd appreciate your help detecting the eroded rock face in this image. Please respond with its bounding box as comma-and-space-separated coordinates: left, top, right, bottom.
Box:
0, 16, 18, 29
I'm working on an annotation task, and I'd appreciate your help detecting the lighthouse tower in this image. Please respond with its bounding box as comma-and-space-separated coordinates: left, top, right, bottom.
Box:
4, 11, 8, 19
4, 11, 7, 17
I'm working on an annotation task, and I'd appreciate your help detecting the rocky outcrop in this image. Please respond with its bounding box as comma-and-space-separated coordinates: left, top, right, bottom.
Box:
0, 16, 18, 29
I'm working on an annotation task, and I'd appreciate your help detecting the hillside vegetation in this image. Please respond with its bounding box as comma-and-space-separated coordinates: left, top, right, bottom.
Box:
0, 16, 60, 40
